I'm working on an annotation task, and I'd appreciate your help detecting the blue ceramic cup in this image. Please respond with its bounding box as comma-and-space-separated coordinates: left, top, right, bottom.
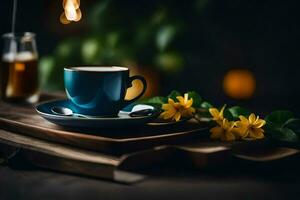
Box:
64, 66, 147, 116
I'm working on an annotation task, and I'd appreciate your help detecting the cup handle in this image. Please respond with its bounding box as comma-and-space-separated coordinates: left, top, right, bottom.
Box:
123, 75, 147, 107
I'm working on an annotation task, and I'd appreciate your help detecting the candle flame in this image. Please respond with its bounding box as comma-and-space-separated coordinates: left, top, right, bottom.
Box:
60, 0, 82, 24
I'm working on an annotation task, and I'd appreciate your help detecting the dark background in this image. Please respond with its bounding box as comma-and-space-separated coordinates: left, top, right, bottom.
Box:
0, 0, 299, 113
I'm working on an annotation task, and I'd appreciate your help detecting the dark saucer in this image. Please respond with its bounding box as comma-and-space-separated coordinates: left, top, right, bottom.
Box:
35, 99, 160, 128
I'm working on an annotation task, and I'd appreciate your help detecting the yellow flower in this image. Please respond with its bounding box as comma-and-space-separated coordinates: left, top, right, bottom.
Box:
209, 105, 226, 125
234, 113, 266, 140
210, 119, 236, 141
160, 93, 196, 121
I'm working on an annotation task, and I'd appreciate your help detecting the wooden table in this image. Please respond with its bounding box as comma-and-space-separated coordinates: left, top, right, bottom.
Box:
1, 146, 300, 200
1, 94, 300, 199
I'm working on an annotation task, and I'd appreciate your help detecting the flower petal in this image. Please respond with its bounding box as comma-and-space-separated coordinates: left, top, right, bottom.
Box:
235, 120, 245, 128
162, 103, 174, 111
160, 108, 176, 120
222, 119, 233, 130
249, 113, 256, 124
222, 131, 236, 141
215, 120, 223, 126
254, 115, 260, 124
173, 112, 181, 121
185, 99, 193, 108
173, 102, 182, 109
233, 126, 248, 138
209, 108, 219, 118
176, 96, 185, 105
249, 128, 265, 139
210, 126, 223, 139
184, 93, 189, 104
181, 107, 195, 118
168, 98, 175, 105
239, 115, 249, 124
241, 137, 256, 141
219, 105, 226, 117
159, 111, 167, 119
253, 119, 266, 128
188, 107, 196, 114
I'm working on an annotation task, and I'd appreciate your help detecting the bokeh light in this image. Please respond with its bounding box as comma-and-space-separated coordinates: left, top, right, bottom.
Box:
223, 69, 256, 99
60, 0, 82, 24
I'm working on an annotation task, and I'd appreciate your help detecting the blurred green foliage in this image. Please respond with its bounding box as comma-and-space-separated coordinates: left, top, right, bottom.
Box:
40, 0, 210, 90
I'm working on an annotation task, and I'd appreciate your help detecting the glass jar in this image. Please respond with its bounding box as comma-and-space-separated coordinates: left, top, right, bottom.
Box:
1, 32, 39, 103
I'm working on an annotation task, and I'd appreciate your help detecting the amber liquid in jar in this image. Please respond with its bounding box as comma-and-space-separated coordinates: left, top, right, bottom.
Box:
0, 52, 39, 103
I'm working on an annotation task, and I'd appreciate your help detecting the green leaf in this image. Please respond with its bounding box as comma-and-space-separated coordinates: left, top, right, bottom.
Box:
139, 96, 167, 106
282, 118, 300, 133
270, 128, 298, 143
200, 101, 213, 109
265, 110, 294, 129
228, 106, 251, 119
187, 91, 202, 108
223, 108, 235, 121
156, 25, 177, 51
168, 90, 181, 101
155, 52, 184, 73
196, 101, 213, 119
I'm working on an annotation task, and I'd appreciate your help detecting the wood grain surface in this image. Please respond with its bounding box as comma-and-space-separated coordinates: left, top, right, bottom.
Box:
0, 129, 145, 183
0, 128, 231, 182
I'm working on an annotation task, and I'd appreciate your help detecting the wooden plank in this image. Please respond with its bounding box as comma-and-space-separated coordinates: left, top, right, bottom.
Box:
0, 128, 233, 180
0, 129, 119, 165
0, 129, 145, 183
1, 128, 299, 182
0, 129, 229, 182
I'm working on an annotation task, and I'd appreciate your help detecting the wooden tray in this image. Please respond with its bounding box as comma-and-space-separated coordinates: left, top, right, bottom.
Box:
0, 94, 208, 154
